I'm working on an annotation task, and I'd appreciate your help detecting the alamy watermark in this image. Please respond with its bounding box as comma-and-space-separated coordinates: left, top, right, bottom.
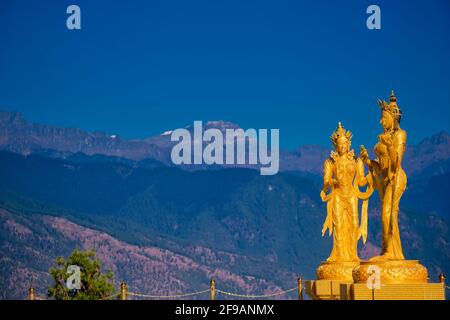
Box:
367, 5, 381, 30
64, 5, 381, 33
170, 121, 279, 175
366, 265, 381, 290
66, 265, 81, 290
66, 5, 81, 30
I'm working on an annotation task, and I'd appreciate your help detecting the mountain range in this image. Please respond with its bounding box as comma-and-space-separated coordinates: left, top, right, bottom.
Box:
0, 111, 448, 299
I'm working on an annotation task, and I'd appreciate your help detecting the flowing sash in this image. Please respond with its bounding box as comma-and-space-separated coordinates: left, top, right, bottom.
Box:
320, 186, 334, 237
354, 172, 374, 244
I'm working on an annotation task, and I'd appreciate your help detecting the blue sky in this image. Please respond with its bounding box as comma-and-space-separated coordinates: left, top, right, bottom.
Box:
0, 0, 449, 149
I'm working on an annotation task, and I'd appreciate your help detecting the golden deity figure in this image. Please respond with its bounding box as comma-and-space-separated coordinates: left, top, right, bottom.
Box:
360, 91, 406, 260
353, 91, 428, 284
316, 122, 373, 281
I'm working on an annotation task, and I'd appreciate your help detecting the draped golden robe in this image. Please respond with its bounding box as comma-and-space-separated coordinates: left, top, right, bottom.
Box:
370, 129, 407, 260
320, 150, 373, 262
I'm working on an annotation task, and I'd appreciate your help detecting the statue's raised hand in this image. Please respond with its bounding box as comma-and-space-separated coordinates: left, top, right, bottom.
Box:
379, 133, 393, 146
360, 145, 370, 164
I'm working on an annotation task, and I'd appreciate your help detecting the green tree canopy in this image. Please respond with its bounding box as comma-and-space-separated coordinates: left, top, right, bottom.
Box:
47, 249, 115, 300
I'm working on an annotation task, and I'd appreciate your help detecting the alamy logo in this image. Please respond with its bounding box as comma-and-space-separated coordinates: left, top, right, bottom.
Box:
66, 5, 81, 30
366, 5, 381, 30
366, 265, 381, 290
66, 265, 81, 290
170, 121, 279, 175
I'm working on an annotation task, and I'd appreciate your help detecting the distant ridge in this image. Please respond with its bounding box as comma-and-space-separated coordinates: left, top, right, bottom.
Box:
0, 111, 449, 176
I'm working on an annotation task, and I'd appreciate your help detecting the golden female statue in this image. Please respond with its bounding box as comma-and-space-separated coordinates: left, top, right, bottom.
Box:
353, 91, 428, 285
360, 91, 406, 260
317, 122, 373, 280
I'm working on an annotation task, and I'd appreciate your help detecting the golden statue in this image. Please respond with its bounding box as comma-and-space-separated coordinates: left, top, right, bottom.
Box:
353, 91, 428, 284
360, 91, 406, 260
308, 92, 440, 299
316, 122, 373, 281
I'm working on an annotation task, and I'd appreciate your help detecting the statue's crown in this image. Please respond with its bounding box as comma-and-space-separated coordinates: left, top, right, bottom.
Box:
331, 122, 352, 147
378, 90, 402, 121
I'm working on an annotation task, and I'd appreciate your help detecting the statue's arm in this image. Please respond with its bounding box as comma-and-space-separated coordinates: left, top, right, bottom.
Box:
357, 158, 368, 186
360, 145, 376, 168
391, 130, 407, 172
323, 159, 335, 190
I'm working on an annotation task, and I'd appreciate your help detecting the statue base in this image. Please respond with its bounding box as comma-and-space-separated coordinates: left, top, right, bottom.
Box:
305, 279, 353, 300
351, 282, 445, 300
306, 259, 445, 300
306, 280, 445, 300
316, 261, 360, 281
352, 259, 428, 284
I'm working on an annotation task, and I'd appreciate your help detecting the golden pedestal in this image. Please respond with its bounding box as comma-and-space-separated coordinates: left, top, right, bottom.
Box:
305, 279, 354, 300
351, 282, 445, 300
352, 260, 428, 284
306, 259, 445, 300
316, 261, 360, 281
307, 261, 360, 300
306, 280, 446, 300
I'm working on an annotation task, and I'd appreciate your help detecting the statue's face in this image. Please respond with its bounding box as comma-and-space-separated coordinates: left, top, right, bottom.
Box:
380, 111, 394, 131
336, 136, 349, 156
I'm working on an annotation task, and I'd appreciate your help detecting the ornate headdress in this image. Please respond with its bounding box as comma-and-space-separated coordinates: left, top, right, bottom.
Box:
330, 122, 352, 149
378, 90, 403, 123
